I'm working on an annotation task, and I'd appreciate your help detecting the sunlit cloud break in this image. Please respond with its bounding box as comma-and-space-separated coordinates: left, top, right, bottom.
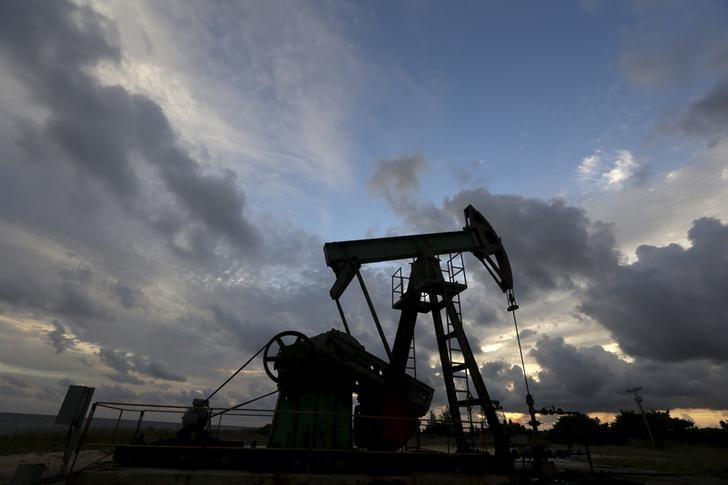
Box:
577, 150, 638, 191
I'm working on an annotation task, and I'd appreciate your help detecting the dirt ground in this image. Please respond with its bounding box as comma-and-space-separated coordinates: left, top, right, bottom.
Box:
2, 450, 727, 484
555, 457, 728, 485
0, 450, 110, 484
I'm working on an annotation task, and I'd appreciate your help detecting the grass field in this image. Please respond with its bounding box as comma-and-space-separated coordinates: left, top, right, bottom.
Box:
0, 430, 68, 455
2, 428, 727, 480
578, 442, 728, 478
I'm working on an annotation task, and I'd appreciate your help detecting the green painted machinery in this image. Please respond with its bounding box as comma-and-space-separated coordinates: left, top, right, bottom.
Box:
264, 329, 433, 451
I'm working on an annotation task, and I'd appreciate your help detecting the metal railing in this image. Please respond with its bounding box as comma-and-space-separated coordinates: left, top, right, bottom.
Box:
67, 399, 498, 476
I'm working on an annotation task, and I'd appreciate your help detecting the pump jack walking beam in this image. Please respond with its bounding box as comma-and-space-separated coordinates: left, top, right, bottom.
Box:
324, 205, 514, 300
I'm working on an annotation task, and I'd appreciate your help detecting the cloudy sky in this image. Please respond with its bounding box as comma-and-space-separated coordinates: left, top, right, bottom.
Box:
1, 0, 727, 427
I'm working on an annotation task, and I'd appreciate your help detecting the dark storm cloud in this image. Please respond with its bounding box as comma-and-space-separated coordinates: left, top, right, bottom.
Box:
0, 1, 134, 196
473, 336, 728, 415
92, 383, 140, 402
46, 320, 75, 354
370, 162, 620, 299
210, 303, 253, 351
469, 302, 500, 328
98, 348, 135, 378
371, 168, 728, 414
527, 336, 728, 412
1, 375, 29, 389
445, 191, 728, 366
98, 346, 186, 384
369, 155, 455, 232
0, 375, 34, 399
160, 162, 258, 251
189, 222, 386, 358
0, 245, 112, 325
111, 282, 144, 310
109, 371, 145, 385
136, 358, 186, 383
618, 3, 728, 87
617, 2, 728, 145
517, 328, 538, 340
2, 377, 73, 403
0, 0, 259, 255
369, 155, 428, 200
529, 336, 628, 410
682, 80, 728, 138
480, 360, 531, 410
445, 189, 620, 299
204, 279, 341, 357
54, 282, 112, 322
580, 217, 728, 363
0, 0, 269, 397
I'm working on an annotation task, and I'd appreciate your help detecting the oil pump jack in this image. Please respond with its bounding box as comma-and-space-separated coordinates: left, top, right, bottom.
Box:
262, 205, 519, 462
111, 205, 528, 476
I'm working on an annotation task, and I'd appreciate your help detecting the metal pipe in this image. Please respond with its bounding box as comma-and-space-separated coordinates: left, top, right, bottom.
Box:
216, 412, 223, 438
210, 390, 279, 418
206, 343, 266, 402
334, 298, 351, 335
93, 401, 190, 409
355, 269, 392, 360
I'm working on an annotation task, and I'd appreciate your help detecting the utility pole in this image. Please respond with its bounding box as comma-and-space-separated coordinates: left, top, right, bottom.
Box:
626, 387, 656, 447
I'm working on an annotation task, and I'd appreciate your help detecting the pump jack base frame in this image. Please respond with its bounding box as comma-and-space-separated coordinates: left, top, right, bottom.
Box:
112, 444, 512, 476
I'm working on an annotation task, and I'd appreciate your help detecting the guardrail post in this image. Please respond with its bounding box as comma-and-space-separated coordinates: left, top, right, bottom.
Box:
133, 410, 145, 443
66, 401, 97, 478
111, 409, 123, 444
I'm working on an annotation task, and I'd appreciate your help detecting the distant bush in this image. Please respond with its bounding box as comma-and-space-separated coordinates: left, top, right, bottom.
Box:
702, 427, 728, 448
503, 420, 529, 436
422, 410, 452, 436
547, 414, 610, 446
610, 410, 706, 445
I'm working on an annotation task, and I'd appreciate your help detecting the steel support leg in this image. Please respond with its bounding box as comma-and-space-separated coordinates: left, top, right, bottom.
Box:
356, 270, 392, 360
442, 297, 508, 458
430, 293, 470, 452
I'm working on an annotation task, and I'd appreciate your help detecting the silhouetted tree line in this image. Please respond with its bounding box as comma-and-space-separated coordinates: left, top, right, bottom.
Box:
423, 409, 728, 447
423, 410, 453, 436
547, 410, 728, 447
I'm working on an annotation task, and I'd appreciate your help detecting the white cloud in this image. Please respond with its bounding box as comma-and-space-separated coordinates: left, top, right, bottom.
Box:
577, 152, 601, 180
583, 139, 728, 256
89, 0, 362, 220
577, 149, 639, 192
601, 150, 637, 189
